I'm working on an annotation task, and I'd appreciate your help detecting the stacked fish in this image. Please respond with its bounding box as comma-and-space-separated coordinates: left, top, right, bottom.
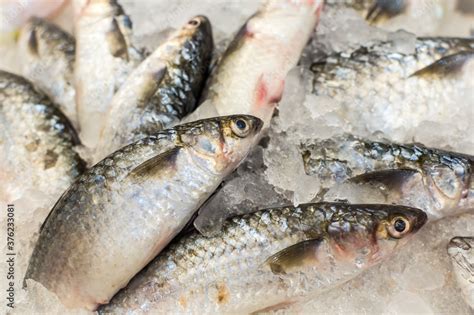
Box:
0, 0, 472, 313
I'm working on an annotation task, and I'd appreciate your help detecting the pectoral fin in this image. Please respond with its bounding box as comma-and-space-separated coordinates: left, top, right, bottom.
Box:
348, 168, 419, 190
265, 239, 322, 275
409, 51, 474, 79
128, 147, 180, 182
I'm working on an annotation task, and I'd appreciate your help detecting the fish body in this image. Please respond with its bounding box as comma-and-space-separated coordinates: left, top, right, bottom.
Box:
98, 16, 213, 158
18, 18, 77, 126
24, 115, 262, 310
0, 70, 84, 203
75, 0, 142, 147
195, 0, 323, 127
101, 202, 427, 314
308, 37, 474, 144
448, 236, 474, 309
301, 134, 474, 219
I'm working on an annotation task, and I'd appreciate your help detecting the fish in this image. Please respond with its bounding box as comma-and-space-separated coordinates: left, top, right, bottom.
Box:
99, 202, 427, 314
17, 17, 77, 126
24, 115, 263, 311
0, 0, 66, 43
307, 37, 474, 141
98, 15, 213, 158
75, 0, 143, 148
192, 0, 324, 127
300, 134, 474, 219
447, 236, 474, 309
0, 70, 85, 203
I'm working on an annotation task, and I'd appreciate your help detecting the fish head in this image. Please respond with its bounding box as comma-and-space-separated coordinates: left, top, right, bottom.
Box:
326, 204, 427, 267
423, 157, 474, 216
171, 15, 213, 62
182, 115, 262, 174
371, 205, 427, 259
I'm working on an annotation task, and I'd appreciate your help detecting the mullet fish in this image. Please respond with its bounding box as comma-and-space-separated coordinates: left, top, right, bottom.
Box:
301, 134, 474, 219
100, 202, 427, 314
0, 70, 84, 203
18, 17, 77, 126
24, 115, 262, 310
194, 0, 324, 127
98, 15, 213, 158
75, 0, 143, 147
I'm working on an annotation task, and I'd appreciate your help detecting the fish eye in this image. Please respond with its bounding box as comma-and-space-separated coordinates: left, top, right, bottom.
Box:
387, 216, 411, 239
188, 18, 200, 27
231, 118, 250, 138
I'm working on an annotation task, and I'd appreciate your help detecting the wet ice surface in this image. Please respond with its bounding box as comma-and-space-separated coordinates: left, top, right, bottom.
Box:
0, 0, 473, 314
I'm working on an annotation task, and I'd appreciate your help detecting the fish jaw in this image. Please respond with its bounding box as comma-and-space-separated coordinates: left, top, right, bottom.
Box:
207, 0, 323, 127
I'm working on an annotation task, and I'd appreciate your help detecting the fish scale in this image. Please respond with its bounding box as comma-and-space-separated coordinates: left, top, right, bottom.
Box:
101, 203, 426, 314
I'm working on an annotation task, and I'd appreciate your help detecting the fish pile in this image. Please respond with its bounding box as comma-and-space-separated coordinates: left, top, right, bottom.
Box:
0, 0, 473, 314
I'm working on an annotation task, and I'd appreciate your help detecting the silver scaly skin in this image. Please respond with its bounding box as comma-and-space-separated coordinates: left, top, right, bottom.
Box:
0, 70, 85, 203
301, 134, 474, 219
447, 237, 474, 308
75, 0, 143, 147
98, 15, 213, 159
24, 115, 262, 311
17, 18, 77, 127
100, 202, 427, 314
308, 37, 474, 138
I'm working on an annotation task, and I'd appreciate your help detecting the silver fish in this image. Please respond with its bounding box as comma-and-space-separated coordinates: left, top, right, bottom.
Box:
192, 0, 324, 127
75, 0, 143, 147
24, 115, 262, 310
18, 17, 77, 126
98, 15, 213, 158
301, 134, 474, 219
0, 70, 85, 203
100, 202, 427, 314
307, 37, 474, 140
